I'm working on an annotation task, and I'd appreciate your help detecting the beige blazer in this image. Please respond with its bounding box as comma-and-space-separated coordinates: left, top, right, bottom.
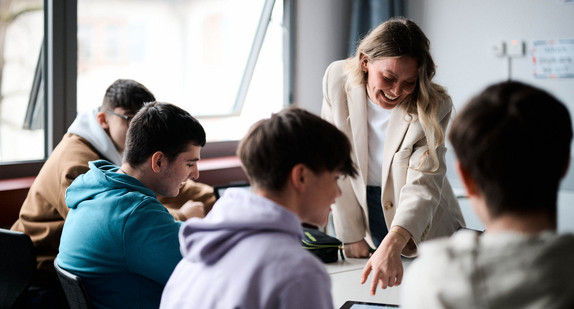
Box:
321, 60, 465, 257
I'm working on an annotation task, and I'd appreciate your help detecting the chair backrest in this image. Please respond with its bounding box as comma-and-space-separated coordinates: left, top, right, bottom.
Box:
54, 260, 93, 309
0, 228, 36, 308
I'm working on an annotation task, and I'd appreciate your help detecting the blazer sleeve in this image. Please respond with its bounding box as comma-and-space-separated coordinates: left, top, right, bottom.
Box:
391, 98, 454, 256
321, 61, 368, 243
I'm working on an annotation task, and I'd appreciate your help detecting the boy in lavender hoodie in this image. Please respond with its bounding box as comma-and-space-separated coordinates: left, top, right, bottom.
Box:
160, 107, 358, 309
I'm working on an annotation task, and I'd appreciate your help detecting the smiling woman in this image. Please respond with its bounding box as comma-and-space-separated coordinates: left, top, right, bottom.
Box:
321, 16, 466, 295
362, 57, 419, 110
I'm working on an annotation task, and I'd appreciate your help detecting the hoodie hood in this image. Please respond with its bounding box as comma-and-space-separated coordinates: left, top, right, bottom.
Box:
404, 230, 574, 309
67, 107, 123, 165
179, 188, 302, 265
65, 160, 155, 210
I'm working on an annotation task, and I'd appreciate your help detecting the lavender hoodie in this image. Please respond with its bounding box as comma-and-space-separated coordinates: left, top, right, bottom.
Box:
160, 188, 333, 309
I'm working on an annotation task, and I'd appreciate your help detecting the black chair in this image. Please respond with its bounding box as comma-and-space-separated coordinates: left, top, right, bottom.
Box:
0, 228, 37, 308
54, 260, 93, 309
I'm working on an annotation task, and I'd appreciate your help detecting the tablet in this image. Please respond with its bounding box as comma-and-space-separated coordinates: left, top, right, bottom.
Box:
213, 182, 250, 199
339, 300, 399, 309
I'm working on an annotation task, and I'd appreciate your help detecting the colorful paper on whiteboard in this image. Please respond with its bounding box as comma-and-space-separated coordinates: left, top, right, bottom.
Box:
531, 39, 574, 79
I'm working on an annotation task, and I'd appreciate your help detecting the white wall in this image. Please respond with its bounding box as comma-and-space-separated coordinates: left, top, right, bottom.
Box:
293, 0, 352, 115
405, 0, 574, 189
407, 0, 574, 109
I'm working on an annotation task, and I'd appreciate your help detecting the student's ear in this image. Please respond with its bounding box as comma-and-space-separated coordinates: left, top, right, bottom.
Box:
290, 164, 307, 193
455, 160, 479, 197
96, 111, 109, 129
151, 151, 164, 173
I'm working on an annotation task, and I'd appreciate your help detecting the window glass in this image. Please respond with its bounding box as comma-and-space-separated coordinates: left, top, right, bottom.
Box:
0, 1, 44, 162
77, 0, 284, 142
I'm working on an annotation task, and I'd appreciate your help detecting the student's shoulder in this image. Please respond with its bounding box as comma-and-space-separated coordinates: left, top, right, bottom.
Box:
554, 232, 574, 243
51, 133, 102, 162
542, 233, 574, 257
33, 134, 100, 182
125, 192, 165, 211
405, 234, 471, 289
417, 230, 478, 261
123, 194, 182, 228
253, 234, 325, 269
276, 245, 327, 276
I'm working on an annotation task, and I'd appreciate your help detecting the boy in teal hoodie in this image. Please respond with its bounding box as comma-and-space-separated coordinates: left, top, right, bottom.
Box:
57, 101, 206, 309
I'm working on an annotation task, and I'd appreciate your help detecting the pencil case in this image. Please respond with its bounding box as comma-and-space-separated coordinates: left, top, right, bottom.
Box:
301, 227, 345, 263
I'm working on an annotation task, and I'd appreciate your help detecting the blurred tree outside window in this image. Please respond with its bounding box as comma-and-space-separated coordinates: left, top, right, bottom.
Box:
0, 0, 43, 162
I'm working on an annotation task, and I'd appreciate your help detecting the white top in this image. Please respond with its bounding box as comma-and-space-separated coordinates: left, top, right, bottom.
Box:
367, 99, 392, 186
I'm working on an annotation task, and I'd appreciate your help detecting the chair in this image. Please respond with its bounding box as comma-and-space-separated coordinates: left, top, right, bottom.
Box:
0, 228, 37, 309
54, 260, 93, 309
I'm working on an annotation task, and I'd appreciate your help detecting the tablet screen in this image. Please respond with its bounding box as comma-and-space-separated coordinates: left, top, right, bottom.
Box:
213, 183, 250, 199
340, 301, 399, 309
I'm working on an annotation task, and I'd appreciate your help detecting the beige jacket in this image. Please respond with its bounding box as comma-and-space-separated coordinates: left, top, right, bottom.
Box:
321, 60, 465, 257
11, 133, 215, 272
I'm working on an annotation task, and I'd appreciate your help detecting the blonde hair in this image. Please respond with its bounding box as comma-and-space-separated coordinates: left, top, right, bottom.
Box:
344, 17, 449, 172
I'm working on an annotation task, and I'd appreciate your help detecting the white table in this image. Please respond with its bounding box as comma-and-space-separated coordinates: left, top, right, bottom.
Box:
325, 257, 412, 308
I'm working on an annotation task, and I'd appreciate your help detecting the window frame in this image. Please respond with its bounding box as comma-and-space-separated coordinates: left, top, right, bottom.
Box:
0, 0, 293, 180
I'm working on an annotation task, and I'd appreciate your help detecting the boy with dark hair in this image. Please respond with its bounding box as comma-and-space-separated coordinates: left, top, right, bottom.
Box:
160, 107, 358, 309
57, 102, 208, 309
12, 80, 214, 276
402, 81, 574, 308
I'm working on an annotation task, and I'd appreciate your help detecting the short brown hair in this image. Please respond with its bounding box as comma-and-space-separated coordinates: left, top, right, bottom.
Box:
238, 107, 357, 192
101, 79, 155, 114
124, 102, 206, 167
449, 81, 572, 217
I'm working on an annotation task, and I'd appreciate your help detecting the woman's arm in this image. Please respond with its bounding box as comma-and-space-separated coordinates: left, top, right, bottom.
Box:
392, 102, 453, 255
361, 225, 410, 294
361, 100, 454, 293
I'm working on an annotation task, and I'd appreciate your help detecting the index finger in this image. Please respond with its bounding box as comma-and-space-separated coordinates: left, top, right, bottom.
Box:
360, 261, 373, 284
369, 267, 381, 295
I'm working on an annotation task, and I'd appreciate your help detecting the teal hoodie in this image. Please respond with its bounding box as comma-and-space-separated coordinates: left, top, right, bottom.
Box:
57, 160, 183, 309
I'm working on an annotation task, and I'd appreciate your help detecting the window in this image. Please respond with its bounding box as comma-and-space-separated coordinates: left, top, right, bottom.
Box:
0, 0, 291, 179
0, 1, 44, 163
76, 0, 285, 142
